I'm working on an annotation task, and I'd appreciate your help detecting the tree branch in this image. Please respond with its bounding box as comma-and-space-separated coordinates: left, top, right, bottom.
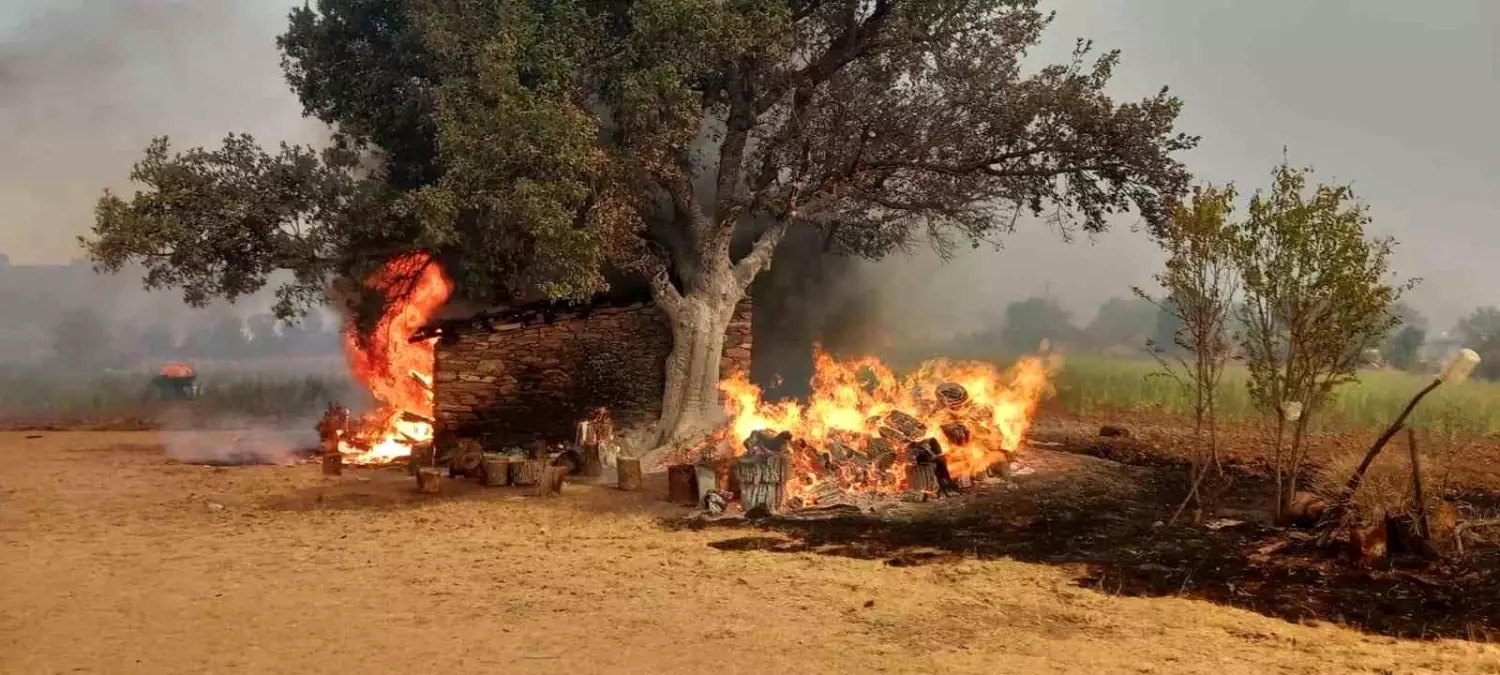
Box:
733, 184, 803, 290
649, 266, 683, 318
751, 0, 893, 116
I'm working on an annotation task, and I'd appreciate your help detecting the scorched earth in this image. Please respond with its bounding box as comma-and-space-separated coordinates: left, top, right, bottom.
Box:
3, 431, 1498, 675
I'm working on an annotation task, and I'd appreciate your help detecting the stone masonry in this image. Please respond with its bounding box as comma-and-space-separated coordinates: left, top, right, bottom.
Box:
433, 299, 752, 446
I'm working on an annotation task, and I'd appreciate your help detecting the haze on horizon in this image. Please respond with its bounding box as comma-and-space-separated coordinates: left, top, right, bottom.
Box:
2, 0, 1495, 335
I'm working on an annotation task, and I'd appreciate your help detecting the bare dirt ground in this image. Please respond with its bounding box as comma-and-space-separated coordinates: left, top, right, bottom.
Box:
4, 431, 1500, 674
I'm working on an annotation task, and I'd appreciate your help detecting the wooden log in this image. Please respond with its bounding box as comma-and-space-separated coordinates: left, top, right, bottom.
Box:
906, 463, 939, 493
694, 465, 719, 506
321, 452, 343, 477
581, 442, 604, 478
533, 465, 566, 497
511, 459, 545, 486
735, 453, 787, 514
617, 457, 643, 491
483, 456, 515, 487
416, 467, 443, 494
668, 464, 698, 505
407, 442, 436, 476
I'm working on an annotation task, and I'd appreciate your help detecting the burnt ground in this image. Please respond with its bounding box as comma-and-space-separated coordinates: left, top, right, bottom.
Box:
669, 440, 1500, 642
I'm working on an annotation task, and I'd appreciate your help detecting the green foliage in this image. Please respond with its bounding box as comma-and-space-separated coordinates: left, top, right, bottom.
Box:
82, 0, 1198, 324
0, 368, 357, 421
1382, 325, 1425, 372
1453, 307, 1500, 380
1136, 183, 1239, 362
1135, 183, 1241, 485
1000, 297, 1077, 352
1084, 297, 1158, 352
1234, 160, 1415, 418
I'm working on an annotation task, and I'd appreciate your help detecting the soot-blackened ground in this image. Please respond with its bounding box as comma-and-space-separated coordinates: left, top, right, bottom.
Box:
666, 447, 1500, 641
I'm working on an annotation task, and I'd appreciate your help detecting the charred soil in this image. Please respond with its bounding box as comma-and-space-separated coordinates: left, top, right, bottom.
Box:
3, 430, 1500, 675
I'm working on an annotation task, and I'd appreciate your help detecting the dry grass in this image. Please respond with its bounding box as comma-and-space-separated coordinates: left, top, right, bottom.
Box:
4, 431, 1500, 674
1310, 440, 1457, 523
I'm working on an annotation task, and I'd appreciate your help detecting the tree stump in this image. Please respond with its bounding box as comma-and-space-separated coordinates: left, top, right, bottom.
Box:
735, 453, 787, 514
668, 464, 698, 505
483, 456, 515, 487
906, 463, 939, 494
617, 457, 643, 491
416, 467, 443, 494
534, 465, 566, 497
511, 459, 545, 486
450, 438, 485, 479
408, 442, 436, 476
581, 443, 604, 478
321, 452, 343, 477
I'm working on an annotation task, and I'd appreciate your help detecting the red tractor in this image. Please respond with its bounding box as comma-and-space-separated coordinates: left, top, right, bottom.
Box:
147, 363, 199, 401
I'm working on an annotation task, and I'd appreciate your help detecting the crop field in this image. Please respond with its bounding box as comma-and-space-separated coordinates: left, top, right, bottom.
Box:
6, 355, 1499, 440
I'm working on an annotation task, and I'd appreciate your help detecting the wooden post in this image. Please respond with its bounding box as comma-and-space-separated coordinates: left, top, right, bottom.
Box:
735, 453, 787, 514
534, 465, 566, 497
667, 464, 698, 505
1407, 427, 1430, 541
483, 455, 515, 487
617, 457, 643, 491
1345, 379, 1442, 495
416, 467, 443, 494
511, 459, 545, 486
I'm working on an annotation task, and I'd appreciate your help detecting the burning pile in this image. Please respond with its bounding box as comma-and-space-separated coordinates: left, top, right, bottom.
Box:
335, 253, 453, 465
715, 349, 1055, 504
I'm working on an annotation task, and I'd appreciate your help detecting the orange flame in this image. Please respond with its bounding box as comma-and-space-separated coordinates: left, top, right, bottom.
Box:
719, 348, 1058, 501
338, 252, 453, 464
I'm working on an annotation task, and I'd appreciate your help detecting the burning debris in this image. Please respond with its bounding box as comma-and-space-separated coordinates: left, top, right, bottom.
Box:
704, 349, 1055, 508
335, 252, 454, 465
664, 350, 1056, 515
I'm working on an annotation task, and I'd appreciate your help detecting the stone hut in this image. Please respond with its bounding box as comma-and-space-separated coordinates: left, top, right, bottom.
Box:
426, 291, 752, 446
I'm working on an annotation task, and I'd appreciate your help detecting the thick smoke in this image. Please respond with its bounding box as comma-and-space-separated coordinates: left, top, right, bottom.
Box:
0, 0, 333, 364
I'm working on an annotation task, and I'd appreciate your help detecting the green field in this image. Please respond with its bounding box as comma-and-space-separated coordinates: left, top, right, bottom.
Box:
1049, 355, 1500, 438
0, 367, 358, 421
4, 355, 1499, 439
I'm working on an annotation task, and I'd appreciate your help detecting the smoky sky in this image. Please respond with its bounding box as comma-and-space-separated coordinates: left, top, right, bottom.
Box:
2, 0, 1496, 335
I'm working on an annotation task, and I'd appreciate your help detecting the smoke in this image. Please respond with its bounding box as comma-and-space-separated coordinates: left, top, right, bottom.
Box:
156, 407, 320, 466
0, 0, 323, 266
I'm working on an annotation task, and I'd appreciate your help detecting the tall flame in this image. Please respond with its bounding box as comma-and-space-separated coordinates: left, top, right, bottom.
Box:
339, 252, 453, 464
719, 348, 1058, 501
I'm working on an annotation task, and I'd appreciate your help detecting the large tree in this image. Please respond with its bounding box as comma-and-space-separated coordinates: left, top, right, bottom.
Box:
84, 0, 1195, 442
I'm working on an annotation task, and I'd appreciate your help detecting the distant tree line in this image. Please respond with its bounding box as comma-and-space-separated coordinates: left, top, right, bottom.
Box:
954, 293, 1500, 383
47, 308, 344, 370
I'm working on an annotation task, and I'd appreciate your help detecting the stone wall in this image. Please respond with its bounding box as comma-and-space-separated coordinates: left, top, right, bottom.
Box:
434, 300, 752, 446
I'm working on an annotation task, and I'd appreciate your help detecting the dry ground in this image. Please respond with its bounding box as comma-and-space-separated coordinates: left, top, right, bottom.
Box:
3, 431, 1500, 674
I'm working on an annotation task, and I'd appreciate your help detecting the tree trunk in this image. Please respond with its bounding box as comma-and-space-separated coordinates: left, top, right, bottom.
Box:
657, 293, 737, 444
